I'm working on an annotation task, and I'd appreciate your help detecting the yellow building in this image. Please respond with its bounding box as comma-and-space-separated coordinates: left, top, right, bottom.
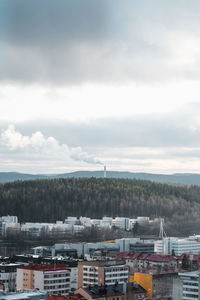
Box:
133, 273, 152, 298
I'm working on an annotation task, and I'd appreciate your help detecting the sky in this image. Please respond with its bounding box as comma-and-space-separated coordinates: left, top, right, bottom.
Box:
1, 0, 200, 174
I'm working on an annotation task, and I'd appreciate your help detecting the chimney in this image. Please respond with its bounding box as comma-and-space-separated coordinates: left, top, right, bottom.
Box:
104, 166, 106, 178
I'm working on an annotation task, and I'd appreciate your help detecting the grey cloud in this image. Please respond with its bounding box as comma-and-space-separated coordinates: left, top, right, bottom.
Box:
2, 0, 200, 84
1, 104, 200, 148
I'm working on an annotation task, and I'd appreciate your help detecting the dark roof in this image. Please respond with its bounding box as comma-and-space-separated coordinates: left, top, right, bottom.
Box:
83, 283, 146, 298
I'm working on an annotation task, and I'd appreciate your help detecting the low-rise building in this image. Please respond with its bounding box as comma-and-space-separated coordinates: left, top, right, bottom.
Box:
117, 252, 180, 272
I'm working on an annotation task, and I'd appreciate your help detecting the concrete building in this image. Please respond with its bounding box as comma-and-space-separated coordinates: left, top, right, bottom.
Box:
17, 264, 71, 295
116, 238, 154, 253
155, 236, 200, 255
179, 270, 200, 300
0, 263, 20, 292
0, 289, 47, 300
78, 260, 128, 288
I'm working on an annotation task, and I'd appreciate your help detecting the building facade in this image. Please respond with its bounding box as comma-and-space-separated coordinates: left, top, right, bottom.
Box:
179, 271, 200, 299
155, 236, 200, 255
17, 264, 71, 295
0, 263, 20, 292
78, 261, 128, 288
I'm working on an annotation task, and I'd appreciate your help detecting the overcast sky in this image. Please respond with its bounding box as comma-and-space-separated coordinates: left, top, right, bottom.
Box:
1, 0, 200, 174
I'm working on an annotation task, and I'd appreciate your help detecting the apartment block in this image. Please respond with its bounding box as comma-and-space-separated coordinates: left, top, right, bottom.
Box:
179, 270, 200, 299
17, 264, 71, 295
0, 263, 20, 292
78, 260, 128, 288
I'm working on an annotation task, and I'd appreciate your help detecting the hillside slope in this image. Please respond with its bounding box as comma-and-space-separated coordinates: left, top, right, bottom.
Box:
0, 178, 200, 227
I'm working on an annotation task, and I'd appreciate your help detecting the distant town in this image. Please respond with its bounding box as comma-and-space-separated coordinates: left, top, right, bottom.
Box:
0, 215, 200, 299
0, 215, 151, 237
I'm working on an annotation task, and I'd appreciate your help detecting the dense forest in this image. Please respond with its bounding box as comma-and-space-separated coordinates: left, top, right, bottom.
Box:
0, 178, 200, 229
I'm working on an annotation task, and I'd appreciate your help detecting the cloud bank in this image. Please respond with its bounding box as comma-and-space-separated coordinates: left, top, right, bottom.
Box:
1, 0, 200, 84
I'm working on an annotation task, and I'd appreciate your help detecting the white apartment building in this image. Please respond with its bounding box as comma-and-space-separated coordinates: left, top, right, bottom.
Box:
155, 236, 200, 255
0, 216, 18, 223
17, 264, 70, 295
64, 217, 78, 226
179, 271, 200, 300
21, 223, 72, 237
112, 217, 130, 231
0, 216, 20, 237
0, 264, 20, 292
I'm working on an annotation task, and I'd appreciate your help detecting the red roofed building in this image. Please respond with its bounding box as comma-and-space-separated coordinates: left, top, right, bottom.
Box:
48, 293, 85, 300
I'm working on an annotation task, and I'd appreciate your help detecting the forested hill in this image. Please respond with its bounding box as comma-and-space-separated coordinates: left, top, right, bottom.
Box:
1, 171, 200, 185
1, 178, 200, 224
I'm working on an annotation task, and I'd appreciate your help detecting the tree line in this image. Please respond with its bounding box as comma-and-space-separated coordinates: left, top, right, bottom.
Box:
0, 178, 200, 224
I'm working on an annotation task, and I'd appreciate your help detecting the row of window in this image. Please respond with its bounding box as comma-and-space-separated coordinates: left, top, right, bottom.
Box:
106, 268, 128, 273
44, 285, 69, 290
183, 282, 198, 286
49, 291, 68, 295
44, 273, 69, 278
183, 293, 198, 298
183, 287, 198, 292
106, 273, 128, 278
83, 273, 98, 277
24, 273, 34, 277
44, 279, 70, 284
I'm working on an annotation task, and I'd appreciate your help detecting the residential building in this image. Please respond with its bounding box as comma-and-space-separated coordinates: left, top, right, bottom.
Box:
0, 289, 47, 300
0, 263, 21, 292
78, 260, 128, 288
17, 264, 71, 295
179, 270, 200, 300
117, 252, 180, 272
75, 282, 146, 300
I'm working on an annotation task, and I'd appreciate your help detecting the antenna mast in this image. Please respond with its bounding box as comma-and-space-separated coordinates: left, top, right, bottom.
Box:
159, 218, 167, 238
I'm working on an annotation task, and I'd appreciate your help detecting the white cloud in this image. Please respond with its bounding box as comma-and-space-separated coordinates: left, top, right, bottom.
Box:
0, 125, 102, 165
